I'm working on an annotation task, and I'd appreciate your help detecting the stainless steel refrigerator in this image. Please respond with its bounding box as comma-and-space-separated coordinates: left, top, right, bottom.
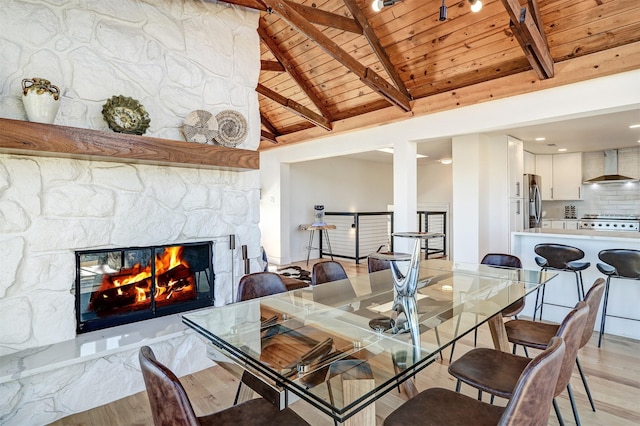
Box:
523, 174, 542, 228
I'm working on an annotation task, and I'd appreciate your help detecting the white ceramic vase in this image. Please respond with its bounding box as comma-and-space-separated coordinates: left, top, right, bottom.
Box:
22, 77, 61, 124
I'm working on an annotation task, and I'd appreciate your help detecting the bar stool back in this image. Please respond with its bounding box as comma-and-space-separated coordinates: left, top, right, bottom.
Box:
596, 249, 640, 347
533, 243, 591, 320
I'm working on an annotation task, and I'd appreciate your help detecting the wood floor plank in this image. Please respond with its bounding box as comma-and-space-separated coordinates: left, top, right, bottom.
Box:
50, 258, 640, 426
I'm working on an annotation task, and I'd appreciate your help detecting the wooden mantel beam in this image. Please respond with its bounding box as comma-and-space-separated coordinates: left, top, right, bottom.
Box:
257, 84, 332, 131
500, 0, 554, 78
264, 0, 411, 112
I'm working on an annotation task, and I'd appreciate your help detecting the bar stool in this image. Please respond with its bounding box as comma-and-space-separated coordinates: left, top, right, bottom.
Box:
596, 249, 640, 347
533, 243, 590, 321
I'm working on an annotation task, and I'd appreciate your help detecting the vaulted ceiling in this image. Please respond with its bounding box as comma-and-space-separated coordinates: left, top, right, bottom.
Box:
218, 0, 640, 150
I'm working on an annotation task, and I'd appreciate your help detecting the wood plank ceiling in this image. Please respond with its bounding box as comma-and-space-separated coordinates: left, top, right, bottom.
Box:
217, 0, 640, 149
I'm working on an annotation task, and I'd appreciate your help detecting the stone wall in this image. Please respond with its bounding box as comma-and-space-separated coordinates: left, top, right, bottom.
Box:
0, 0, 261, 354
0, 0, 261, 422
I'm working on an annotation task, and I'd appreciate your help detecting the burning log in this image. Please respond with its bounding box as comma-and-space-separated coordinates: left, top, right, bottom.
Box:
89, 264, 196, 315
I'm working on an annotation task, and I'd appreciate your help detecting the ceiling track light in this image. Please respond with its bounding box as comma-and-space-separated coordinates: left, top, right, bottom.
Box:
372, 0, 399, 12
439, 0, 447, 21
468, 0, 483, 13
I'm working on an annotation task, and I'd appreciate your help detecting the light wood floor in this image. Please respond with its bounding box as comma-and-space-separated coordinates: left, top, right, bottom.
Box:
51, 258, 640, 425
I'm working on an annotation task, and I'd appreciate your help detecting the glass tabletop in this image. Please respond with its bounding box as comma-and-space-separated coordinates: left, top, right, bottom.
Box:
182, 260, 556, 423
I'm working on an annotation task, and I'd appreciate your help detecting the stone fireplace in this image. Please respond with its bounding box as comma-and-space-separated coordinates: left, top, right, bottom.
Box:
0, 0, 262, 423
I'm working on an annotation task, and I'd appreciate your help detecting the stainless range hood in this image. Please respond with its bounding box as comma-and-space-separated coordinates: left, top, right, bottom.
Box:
583, 149, 638, 184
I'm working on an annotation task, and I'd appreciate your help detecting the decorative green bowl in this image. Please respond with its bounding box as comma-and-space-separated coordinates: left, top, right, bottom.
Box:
102, 95, 150, 135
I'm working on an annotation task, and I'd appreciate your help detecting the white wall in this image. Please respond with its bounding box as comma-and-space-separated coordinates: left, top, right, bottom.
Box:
417, 162, 453, 205
287, 157, 393, 262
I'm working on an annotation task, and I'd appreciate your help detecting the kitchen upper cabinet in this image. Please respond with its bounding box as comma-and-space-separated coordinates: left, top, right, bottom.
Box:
508, 137, 524, 198
523, 151, 536, 174
552, 153, 583, 200
536, 155, 553, 200
535, 153, 583, 200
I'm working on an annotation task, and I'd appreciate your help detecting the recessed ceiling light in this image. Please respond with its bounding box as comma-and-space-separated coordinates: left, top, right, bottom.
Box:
558, 148, 567, 152
535, 137, 546, 141
376, 147, 428, 159
440, 158, 453, 164
630, 124, 640, 129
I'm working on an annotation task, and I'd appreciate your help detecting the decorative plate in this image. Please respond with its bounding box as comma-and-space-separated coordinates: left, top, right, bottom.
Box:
182, 110, 219, 144
214, 109, 248, 147
102, 96, 150, 135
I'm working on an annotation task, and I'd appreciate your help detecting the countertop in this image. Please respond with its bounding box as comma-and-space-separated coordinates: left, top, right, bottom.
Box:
513, 228, 640, 241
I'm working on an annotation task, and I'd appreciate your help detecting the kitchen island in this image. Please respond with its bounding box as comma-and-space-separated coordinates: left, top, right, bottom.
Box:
512, 228, 640, 341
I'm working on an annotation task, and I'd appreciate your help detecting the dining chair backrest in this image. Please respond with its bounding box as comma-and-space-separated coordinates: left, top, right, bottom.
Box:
499, 336, 565, 426
237, 272, 287, 301
139, 346, 200, 426
312, 261, 348, 286
480, 253, 522, 269
598, 249, 640, 279
579, 278, 605, 349
367, 255, 391, 273
552, 301, 588, 396
534, 243, 585, 270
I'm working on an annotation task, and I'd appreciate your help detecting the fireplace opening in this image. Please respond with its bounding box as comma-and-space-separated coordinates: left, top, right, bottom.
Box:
75, 241, 214, 333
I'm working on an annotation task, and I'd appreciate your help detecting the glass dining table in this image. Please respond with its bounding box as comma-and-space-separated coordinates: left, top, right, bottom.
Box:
182, 259, 556, 425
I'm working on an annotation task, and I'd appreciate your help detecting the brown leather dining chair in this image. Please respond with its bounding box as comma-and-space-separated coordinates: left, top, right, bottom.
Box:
505, 278, 605, 414
139, 346, 309, 426
384, 336, 565, 426
312, 260, 348, 285
448, 301, 588, 426
237, 271, 287, 301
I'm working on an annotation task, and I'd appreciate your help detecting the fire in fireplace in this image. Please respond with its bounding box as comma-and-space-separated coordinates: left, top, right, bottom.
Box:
75, 241, 214, 333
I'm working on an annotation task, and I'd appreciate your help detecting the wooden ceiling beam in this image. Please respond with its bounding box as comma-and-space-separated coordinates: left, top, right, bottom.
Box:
261, 60, 285, 72
342, 0, 410, 99
261, 129, 278, 144
260, 114, 279, 136
500, 0, 554, 78
265, 0, 411, 112
257, 83, 332, 131
284, 1, 362, 34
258, 25, 333, 120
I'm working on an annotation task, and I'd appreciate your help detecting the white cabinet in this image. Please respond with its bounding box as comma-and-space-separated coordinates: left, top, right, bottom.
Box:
510, 198, 525, 233
536, 155, 553, 200
523, 151, 536, 175
552, 153, 583, 200
548, 219, 580, 229
508, 137, 524, 198
535, 153, 583, 200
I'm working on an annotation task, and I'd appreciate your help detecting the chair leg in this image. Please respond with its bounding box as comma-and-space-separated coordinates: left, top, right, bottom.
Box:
523, 346, 529, 358
512, 343, 517, 355
576, 356, 596, 412
598, 277, 611, 348
455, 379, 461, 393
567, 383, 582, 426
553, 397, 566, 426
477, 389, 482, 401
536, 284, 547, 321
579, 271, 585, 300
490, 394, 495, 405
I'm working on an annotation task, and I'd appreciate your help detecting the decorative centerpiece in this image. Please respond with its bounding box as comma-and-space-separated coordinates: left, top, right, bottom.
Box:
214, 109, 248, 147
22, 77, 61, 124
182, 110, 218, 144
102, 95, 150, 135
